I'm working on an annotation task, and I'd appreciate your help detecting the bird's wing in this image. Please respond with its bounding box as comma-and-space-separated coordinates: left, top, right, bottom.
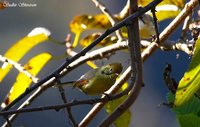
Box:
73, 68, 98, 88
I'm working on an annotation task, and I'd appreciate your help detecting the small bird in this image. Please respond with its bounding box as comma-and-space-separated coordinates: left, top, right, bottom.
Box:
59, 63, 123, 95
138, 14, 155, 39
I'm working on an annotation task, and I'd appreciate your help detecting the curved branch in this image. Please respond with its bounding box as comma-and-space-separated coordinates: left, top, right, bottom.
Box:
99, 0, 143, 125
1, 0, 162, 111
78, 0, 199, 126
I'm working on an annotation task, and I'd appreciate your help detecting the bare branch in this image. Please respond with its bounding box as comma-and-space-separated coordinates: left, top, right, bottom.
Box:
57, 86, 77, 127
151, 8, 160, 43
1, 0, 162, 111
79, 0, 199, 126
117, 0, 129, 19
181, 14, 192, 39
1, 39, 127, 126
0, 65, 132, 116
141, 40, 194, 55
2, 79, 55, 127
142, 0, 199, 61
160, 40, 194, 55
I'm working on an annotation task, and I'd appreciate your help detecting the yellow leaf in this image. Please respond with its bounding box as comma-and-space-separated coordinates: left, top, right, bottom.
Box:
70, 14, 111, 34
70, 13, 155, 47
138, 0, 184, 21
105, 82, 131, 127
80, 33, 117, 47
138, 0, 153, 6
86, 61, 97, 69
0, 30, 50, 82
1, 53, 52, 107
139, 0, 184, 8
159, 0, 185, 8
154, 5, 181, 21
69, 14, 111, 47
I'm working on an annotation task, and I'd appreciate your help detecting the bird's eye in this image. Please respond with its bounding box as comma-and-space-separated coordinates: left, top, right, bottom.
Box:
109, 68, 113, 72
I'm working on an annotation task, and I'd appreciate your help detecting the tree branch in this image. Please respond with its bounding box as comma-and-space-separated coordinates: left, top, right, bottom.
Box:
141, 40, 194, 55
79, 0, 199, 126
1, 0, 162, 112
142, 0, 199, 61
57, 86, 77, 127
1, 41, 127, 126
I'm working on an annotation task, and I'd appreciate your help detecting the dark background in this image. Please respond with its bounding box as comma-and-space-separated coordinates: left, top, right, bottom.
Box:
0, 0, 190, 126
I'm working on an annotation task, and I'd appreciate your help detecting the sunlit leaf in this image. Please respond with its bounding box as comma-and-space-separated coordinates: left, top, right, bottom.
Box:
175, 38, 200, 106
86, 61, 97, 69
70, 13, 155, 47
153, 5, 181, 21
70, 14, 111, 47
105, 82, 131, 127
159, 0, 185, 8
0, 27, 50, 82
1, 53, 52, 108
139, 0, 184, 9
139, 0, 184, 21
177, 114, 200, 127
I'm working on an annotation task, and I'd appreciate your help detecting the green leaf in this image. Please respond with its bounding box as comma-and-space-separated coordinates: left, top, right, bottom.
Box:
167, 93, 200, 115
177, 114, 200, 127
175, 38, 200, 106
105, 95, 131, 127
105, 83, 131, 127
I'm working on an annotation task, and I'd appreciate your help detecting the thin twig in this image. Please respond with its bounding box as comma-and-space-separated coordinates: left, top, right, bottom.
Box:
1, 0, 162, 112
181, 14, 192, 39
79, 0, 199, 125
0, 66, 132, 116
0, 55, 39, 83
65, 35, 97, 69
92, 0, 123, 41
57, 86, 77, 127
3, 116, 12, 127
151, 7, 160, 43
160, 40, 194, 55
117, 0, 129, 19
1, 41, 127, 127
2, 79, 55, 127
142, 0, 199, 61
141, 40, 194, 55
